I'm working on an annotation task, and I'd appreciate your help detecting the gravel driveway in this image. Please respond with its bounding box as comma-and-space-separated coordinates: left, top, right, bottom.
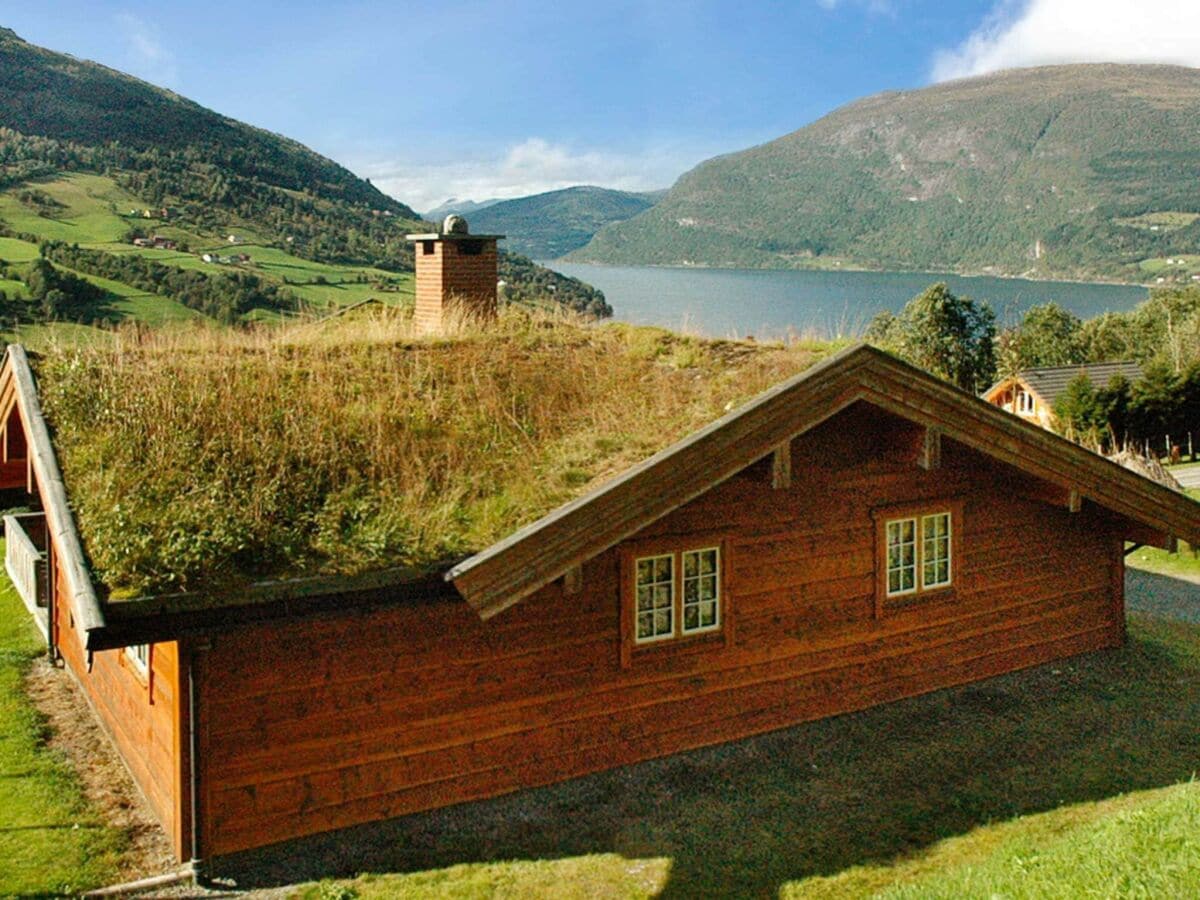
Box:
1126, 568, 1200, 623
1174, 465, 1200, 490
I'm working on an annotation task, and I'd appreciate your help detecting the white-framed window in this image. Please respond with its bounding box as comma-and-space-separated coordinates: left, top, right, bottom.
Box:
682, 547, 720, 634
125, 643, 149, 674
1016, 389, 1035, 415
635, 554, 675, 643
922, 512, 952, 589
633, 546, 721, 644
886, 518, 917, 596
886, 512, 953, 597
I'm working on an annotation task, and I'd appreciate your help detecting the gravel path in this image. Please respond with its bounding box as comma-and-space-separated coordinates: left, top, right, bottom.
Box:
1126, 568, 1200, 623
1174, 465, 1200, 490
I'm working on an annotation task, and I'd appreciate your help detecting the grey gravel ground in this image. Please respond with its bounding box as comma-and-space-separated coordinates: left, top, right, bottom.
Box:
1126, 568, 1200, 623
1174, 465, 1200, 490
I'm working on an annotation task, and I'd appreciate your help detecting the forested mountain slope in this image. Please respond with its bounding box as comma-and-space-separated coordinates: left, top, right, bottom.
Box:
468, 186, 662, 258
574, 64, 1200, 283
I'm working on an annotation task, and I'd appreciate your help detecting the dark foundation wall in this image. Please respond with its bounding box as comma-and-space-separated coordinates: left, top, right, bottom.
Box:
196, 402, 1125, 857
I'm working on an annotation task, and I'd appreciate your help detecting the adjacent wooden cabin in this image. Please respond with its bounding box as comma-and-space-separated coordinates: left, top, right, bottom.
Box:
983, 361, 1143, 431
2, 343, 1197, 870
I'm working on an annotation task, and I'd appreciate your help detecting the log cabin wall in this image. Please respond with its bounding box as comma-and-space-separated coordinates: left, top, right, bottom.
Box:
52, 561, 189, 860
197, 402, 1126, 857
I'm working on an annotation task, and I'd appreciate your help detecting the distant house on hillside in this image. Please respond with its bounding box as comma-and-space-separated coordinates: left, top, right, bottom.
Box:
983, 361, 1143, 431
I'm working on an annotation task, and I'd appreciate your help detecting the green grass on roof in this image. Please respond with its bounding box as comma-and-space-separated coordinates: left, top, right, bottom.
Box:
35, 309, 830, 597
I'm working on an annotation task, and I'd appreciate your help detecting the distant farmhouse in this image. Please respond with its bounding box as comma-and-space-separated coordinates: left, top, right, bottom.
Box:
1, 219, 1195, 873
132, 235, 177, 250
983, 362, 1143, 431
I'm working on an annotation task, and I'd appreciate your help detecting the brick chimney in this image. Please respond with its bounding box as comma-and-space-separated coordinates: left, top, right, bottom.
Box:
406, 215, 505, 333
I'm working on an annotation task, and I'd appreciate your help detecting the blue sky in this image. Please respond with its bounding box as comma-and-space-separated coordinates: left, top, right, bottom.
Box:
5, 1, 1200, 211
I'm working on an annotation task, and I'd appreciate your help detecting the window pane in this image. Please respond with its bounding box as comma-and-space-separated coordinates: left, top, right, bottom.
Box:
655, 557, 671, 581
684, 605, 699, 629
684, 579, 698, 602
637, 612, 653, 639
654, 609, 671, 635
637, 558, 653, 583
637, 586, 653, 611
655, 584, 671, 608
701, 601, 716, 626
684, 553, 697, 577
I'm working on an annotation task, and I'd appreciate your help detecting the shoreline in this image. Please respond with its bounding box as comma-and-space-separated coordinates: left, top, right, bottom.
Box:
551, 259, 1152, 291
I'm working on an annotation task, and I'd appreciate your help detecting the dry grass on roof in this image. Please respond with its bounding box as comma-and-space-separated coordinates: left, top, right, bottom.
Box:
33, 308, 834, 597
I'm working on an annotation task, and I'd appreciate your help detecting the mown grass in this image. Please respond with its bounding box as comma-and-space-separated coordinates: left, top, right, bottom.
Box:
0, 173, 142, 244
0, 236, 40, 262
0, 542, 125, 895
34, 309, 829, 596
1127, 487, 1200, 580
276, 614, 1200, 898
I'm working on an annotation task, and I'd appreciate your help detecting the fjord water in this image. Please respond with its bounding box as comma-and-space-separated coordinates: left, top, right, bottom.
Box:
548, 262, 1146, 339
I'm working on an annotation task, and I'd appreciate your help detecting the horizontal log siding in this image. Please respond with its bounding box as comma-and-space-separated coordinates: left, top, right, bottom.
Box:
53, 559, 187, 859
199, 408, 1124, 856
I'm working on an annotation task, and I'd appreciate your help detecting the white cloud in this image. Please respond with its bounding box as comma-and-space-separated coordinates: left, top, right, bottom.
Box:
116, 13, 178, 87
933, 0, 1200, 82
354, 138, 698, 214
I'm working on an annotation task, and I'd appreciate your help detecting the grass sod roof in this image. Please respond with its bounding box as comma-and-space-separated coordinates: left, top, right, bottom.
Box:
30, 309, 831, 607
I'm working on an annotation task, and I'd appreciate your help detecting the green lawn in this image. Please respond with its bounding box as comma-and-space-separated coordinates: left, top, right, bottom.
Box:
273, 614, 1200, 898
0, 173, 141, 245
0, 543, 125, 895
0, 236, 41, 263
1127, 486, 1200, 580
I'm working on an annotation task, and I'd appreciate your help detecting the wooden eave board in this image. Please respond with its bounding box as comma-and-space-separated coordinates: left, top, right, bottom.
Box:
450, 344, 1200, 620
1, 346, 106, 649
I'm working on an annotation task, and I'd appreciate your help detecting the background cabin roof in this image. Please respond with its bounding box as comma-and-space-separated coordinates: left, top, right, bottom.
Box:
1007, 361, 1144, 405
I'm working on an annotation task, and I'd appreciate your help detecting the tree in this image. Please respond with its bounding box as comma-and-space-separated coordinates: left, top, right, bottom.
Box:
1078, 311, 1135, 363
1095, 374, 1134, 449
1010, 303, 1085, 368
866, 283, 996, 391
1054, 374, 1102, 443
1130, 364, 1182, 452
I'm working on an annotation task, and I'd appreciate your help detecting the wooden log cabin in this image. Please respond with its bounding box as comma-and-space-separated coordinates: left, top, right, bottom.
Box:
1, 341, 1197, 872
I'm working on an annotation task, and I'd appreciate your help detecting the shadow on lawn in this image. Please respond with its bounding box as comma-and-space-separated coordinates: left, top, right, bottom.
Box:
209, 614, 1200, 896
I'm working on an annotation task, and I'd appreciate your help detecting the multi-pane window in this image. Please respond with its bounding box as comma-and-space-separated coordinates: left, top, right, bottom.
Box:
922, 513, 952, 588
634, 547, 721, 644
1017, 390, 1035, 414
886, 512, 952, 597
635, 554, 675, 642
682, 548, 720, 634
886, 518, 917, 595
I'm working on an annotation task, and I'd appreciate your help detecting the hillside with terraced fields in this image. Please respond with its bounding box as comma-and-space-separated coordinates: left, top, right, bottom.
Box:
0, 28, 607, 332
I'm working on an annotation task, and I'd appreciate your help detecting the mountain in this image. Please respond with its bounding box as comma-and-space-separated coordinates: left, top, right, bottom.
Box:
423, 198, 503, 221
469, 186, 663, 259
0, 27, 416, 218
572, 65, 1200, 282
0, 28, 607, 322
